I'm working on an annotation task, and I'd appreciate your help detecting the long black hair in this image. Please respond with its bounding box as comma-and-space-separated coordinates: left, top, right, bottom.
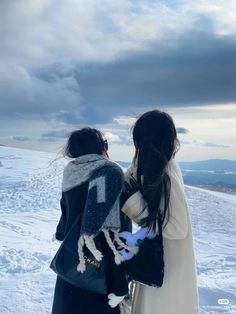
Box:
64, 127, 108, 158
132, 110, 180, 231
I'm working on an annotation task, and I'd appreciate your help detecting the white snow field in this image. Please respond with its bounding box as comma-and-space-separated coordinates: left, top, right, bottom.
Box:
0, 146, 235, 314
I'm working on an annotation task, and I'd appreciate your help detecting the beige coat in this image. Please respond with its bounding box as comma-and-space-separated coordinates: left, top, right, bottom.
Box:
122, 159, 199, 314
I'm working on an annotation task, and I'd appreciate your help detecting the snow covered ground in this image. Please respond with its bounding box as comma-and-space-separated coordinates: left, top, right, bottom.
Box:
0, 146, 235, 314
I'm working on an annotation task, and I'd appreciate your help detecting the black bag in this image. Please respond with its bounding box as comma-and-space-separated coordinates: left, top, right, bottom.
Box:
50, 215, 109, 295
123, 213, 164, 287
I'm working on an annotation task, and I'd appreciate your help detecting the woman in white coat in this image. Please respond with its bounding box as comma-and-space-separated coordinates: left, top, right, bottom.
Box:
120, 110, 199, 314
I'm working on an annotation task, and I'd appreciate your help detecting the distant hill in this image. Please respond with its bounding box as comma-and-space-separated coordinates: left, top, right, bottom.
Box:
179, 159, 236, 171
116, 161, 130, 168
179, 160, 236, 190
1, 146, 235, 190
117, 159, 236, 190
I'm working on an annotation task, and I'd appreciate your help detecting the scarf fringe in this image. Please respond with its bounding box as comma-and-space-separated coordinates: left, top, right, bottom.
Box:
77, 229, 136, 273
77, 236, 86, 273
77, 235, 103, 273
102, 230, 124, 265
84, 235, 103, 261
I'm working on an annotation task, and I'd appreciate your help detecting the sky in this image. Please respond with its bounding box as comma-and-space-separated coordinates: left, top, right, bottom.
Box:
0, 0, 236, 162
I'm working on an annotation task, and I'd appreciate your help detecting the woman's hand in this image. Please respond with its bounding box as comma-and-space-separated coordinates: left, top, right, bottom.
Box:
119, 228, 156, 246
120, 176, 140, 207
125, 176, 140, 195
119, 231, 139, 247
118, 228, 156, 261
118, 231, 139, 261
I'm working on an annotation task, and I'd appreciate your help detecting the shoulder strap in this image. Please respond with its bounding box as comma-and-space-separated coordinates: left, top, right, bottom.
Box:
157, 212, 163, 242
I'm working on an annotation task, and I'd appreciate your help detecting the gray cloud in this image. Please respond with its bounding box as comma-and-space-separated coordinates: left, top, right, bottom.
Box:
12, 136, 30, 141
41, 129, 70, 139
1, 1, 236, 127
3, 29, 236, 127
0, 65, 81, 121
16, 28, 235, 126
177, 127, 189, 134
74, 32, 236, 122
181, 140, 231, 148
38, 137, 59, 143
205, 142, 230, 148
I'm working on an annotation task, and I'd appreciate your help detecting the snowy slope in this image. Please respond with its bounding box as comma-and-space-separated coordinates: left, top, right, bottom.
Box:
0, 146, 235, 314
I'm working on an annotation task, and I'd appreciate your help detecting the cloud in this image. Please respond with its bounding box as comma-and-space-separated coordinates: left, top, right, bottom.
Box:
181, 139, 230, 148
0, 63, 81, 121
176, 127, 189, 134
74, 31, 236, 121
0, 0, 201, 67
114, 116, 136, 126
204, 142, 230, 148
38, 137, 59, 142
12, 136, 30, 141
41, 129, 70, 139
3, 26, 236, 126
0, 0, 236, 125
2, 0, 236, 66
104, 131, 122, 143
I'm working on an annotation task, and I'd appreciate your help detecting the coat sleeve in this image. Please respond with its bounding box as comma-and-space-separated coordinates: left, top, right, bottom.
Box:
55, 194, 67, 241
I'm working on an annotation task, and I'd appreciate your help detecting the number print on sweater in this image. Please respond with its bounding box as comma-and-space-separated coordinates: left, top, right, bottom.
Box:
89, 176, 106, 203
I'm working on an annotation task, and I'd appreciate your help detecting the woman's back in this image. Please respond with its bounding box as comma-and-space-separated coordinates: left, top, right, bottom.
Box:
128, 159, 199, 314
51, 128, 130, 314
121, 110, 199, 314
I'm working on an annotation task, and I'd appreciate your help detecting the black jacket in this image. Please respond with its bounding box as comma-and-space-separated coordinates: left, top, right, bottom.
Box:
52, 181, 131, 314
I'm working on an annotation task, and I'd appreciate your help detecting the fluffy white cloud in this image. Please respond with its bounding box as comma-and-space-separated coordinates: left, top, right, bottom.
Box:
2, 0, 236, 68
193, 0, 236, 36
104, 131, 122, 143
114, 116, 136, 126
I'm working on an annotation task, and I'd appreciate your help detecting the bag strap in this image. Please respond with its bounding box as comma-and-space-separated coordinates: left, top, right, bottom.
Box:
157, 212, 163, 243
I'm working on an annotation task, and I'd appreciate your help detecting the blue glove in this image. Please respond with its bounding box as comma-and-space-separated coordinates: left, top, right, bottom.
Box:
119, 228, 156, 261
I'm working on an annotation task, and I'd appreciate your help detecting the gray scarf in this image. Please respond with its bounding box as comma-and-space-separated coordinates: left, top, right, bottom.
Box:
62, 154, 135, 272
